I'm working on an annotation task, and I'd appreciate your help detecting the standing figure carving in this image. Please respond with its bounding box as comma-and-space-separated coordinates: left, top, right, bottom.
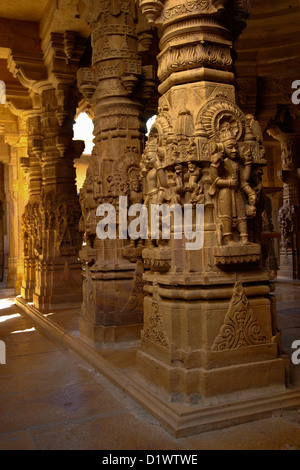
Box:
209, 122, 257, 246
141, 140, 168, 208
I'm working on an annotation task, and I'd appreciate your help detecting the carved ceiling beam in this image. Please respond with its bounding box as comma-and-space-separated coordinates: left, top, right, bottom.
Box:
7, 31, 87, 122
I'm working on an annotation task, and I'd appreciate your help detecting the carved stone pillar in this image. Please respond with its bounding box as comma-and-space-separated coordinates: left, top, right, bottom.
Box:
0, 112, 29, 293
0, 130, 11, 285
77, 0, 156, 346
21, 114, 43, 301
267, 121, 300, 279
5, 147, 20, 291
8, 32, 87, 309
135, 0, 288, 404
32, 88, 84, 310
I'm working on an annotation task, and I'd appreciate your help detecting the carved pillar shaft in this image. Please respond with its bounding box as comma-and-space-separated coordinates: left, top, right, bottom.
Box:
6, 151, 20, 290
135, 0, 288, 403
77, 0, 150, 346
32, 88, 83, 310
7, 31, 87, 308
21, 114, 43, 301
1, 117, 29, 293
277, 135, 300, 279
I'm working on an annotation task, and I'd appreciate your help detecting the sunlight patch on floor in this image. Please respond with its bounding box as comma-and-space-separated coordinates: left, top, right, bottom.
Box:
10, 327, 36, 334
0, 313, 21, 323
0, 298, 16, 310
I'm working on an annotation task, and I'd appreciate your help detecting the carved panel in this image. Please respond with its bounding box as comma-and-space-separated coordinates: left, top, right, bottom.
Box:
143, 285, 170, 349
212, 282, 267, 351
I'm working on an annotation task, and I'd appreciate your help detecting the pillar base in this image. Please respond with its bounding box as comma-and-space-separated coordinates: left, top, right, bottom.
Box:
279, 249, 300, 280
15, 295, 300, 438
79, 318, 142, 348
21, 286, 34, 302
136, 349, 288, 403
33, 257, 82, 311
137, 273, 290, 403
33, 291, 82, 312
6, 257, 17, 289
129, 370, 300, 438
80, 261, 144, 347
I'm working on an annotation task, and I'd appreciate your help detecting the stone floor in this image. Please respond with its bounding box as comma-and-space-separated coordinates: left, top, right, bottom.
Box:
1, 278, 300, 450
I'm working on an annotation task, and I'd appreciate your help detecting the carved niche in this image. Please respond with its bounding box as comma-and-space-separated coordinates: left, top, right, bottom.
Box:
140, 105, 206, 272
143, 281, 170, 350
22, 202, 42, 258
79, 144, 143, 262
199, 97, 265, 266
140, 95, 266, 269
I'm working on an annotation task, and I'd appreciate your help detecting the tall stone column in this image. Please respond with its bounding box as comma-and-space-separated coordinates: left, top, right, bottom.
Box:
21, 113, 42, 301
0, 112, 29, 293
136, 0, 288, 404
77, 0, 156, 346
267, 122, 300, 279
5, 147, 20, 290
0, 129, 11, 286
8, 32, 87, 309
31, 87, 84, 310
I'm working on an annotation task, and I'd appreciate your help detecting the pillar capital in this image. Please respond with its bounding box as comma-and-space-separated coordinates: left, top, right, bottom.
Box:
139, 0, 250, 27
139, 0, 250, 94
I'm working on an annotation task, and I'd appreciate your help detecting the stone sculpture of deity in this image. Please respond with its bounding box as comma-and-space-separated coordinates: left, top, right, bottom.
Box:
209, 121, 257, 246
140, 140, 168, 208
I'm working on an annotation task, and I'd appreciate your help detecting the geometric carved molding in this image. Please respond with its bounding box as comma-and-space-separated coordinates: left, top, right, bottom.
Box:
213, 245, 261, 267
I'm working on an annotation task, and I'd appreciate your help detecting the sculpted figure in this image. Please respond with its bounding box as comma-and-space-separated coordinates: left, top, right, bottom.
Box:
79, 166, 97, 244
129, 175, 143, 206
209, 122, 257, 246
186, 162, 204, 205
141, 141, 168, 207
141, 140, 168, 245
57, 204, 71, 248
172, 164, 184, 204
246, 114, 263, 144
128, 175, 144, 249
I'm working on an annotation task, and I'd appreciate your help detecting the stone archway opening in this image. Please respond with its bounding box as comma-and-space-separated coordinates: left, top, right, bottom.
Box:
146, 115, 157, 136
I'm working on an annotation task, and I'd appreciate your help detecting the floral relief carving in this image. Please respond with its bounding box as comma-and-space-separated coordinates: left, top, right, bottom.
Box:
158, 42, 232, 82
22, 202, 42, 258
121, 260, 146, 313
212, 282, 267, 351
144, 285, 170, 349
163, 0, 222, 19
